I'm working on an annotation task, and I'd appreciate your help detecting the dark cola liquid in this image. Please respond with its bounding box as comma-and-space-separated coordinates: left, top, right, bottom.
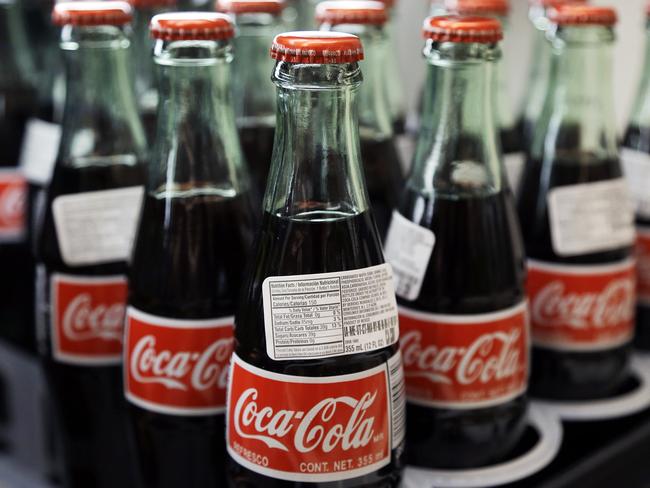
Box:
238, 124, 275, 197
623, 125, 650, 350
38, 161, 146, 488
399, 188, 528, 469
0, 85, 38, 352
518, 156, 632, 400
360, 138, 403, 239
229, 209, 403, 488
128, 189, 256, 488
501, 126, 524, 156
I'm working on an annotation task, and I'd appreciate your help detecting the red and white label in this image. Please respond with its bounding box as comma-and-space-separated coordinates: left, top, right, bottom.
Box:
399, 302, 529, 409
124, 307, 233, 416
0, 169, 26, 242
227, 352, 405, 483
51, 273, 127, 365
636, 227, 650, 304
527, 259, 635, 351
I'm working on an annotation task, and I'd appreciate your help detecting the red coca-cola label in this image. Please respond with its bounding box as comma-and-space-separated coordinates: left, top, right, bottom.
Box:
0, 169, 26, 240
399, 302, 529, 408
51, 273, 127, 365
527, 259, 635, 350
636, 227, 650, 304
124, 307, 233, 415
227, 353, 403, 483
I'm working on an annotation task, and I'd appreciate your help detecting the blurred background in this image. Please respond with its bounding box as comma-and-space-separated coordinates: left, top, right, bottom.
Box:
396, 0, 646, 131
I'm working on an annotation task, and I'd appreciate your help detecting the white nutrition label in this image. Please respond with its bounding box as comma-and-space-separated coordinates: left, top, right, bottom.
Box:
547, 178, 635, 257
621, 147, 650, 218
19, 118, 61, 185
262, 263, 400, 361
53, 186, 144, 266
383, 211, 435, 301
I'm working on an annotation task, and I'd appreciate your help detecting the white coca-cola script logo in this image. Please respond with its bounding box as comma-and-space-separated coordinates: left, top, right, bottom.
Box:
400, 329, 522, 385
233, 388, 378, 453
130, 335, 232, 391
532, 279, 634, 329
62, 293, 125, 342
0, 184, 24, 224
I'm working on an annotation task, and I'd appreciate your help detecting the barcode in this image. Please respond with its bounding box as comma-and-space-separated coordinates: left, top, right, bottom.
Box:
388, 352, 406, 449
346, 316, 398, 339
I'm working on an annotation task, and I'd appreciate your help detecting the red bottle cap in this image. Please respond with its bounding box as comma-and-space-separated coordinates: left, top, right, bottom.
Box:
315, 1, 388, 26
549, 4, 617, 26
217, 0, 285, 15
127, 0, 176, 8
150, 12, 235, 40
445, 0, 509, 16
271, 31, 364, 63
529, 0, 586, 7
423, 15, 503, 43
52, 1, 133, 26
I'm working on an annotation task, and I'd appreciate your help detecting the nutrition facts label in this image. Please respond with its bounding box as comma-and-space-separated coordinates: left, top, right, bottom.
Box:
262, 263, 399, 361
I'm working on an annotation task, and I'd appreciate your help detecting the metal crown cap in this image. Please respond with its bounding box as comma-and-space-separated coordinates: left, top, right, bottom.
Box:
315, 1, 388, 26
52, 1, 133, 26
423, 15, 503, 43
271, 31, 364, 64
217, 0, 285, 15
549, 4, 617, 26
150, 12, 235, 40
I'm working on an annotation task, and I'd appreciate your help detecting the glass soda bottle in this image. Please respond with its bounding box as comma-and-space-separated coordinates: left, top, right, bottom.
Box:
125, 12, 257, 488
129, 0, 176, 142
379, 0, 406, 135
317, 1, 404, 239
621, 3, 650, 352
219, 0, 286, 197
0, 0, 39, 351
384, 15, 528, 468
226, 31, 405, 487
517, 5, 635, 400
445, 0, 524, 195
519, 0, 586, 153
36, 2, 147, 486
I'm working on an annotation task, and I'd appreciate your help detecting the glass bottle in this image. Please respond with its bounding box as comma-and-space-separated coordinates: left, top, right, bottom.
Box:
381, 0, 406, 134
227, 31, 405, 487
125, 12, 256, 488
219, 0, 285, 196
384, 15, 527, 469
518, 5, 635, 400
317, 1, 404, 239
622, 3, 650, 352
36, 3, 146, 486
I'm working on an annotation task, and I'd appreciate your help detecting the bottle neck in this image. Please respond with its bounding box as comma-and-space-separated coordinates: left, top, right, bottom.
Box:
532, 25, 618, 160
495, 16, 515, 132
629, 21, 650, 130
323, 23, 393, 140
522, 21, 552, 125
410, 41, 503, 199
0, 2, 35, 88
59, 25, 146, 166
133, 7, 166, 113
151, 39, 248, 195
232, 13, 282, 127
265, 61, 369, 217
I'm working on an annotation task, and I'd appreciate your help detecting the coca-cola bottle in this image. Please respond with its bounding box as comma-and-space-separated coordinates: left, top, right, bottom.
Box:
518, 5, 635, 400
129, 0, 176, 142
36, 2, 147, 486
445, 0, 524, 194
0, 0, 39, 351
621, 3, 650, 352
227, 31, 405, 487
125, 12, 256, 488
317, 1, 404, 239
218, 0, 285, 196
383, 15, 528, 469
519, 0, 586, 153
